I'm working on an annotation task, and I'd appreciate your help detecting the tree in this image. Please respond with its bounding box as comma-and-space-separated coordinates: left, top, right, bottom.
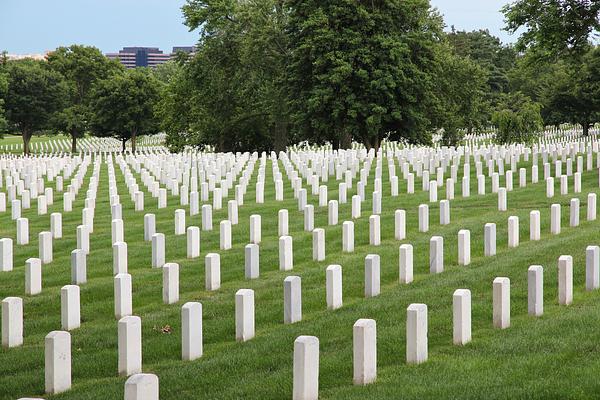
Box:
3, 60, 68, 154
503, 0, 600, 58
492, 92, 543, 144
434, 48, 489, 146
545, 47, 600, 135
155, 60, 203, 152
509, 46, 600, 134
285, 0, 443, 151
0, 70, 7, 134
174, 0, 291, 153
151, 60, 182, 84
446, 28, 516, 115
89, 69, 161, 152
47, 45, 123, 152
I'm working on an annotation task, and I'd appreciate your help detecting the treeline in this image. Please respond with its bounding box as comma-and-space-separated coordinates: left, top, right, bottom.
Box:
1, 0, 599, 154
0, 46, 161, 154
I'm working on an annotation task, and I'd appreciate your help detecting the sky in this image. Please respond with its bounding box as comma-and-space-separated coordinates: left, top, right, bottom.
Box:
431, 0, 516, 43
0, 0, 516, 55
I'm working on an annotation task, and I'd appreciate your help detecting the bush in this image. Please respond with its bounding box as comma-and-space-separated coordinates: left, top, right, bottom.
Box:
492, 93, 543, 144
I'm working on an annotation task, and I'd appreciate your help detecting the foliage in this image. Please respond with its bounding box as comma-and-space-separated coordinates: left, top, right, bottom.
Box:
434, 46, 489, 146
89, 68, 161, 152
286, 0, 443, 150
503, 0, 600, 58
0, 70, 7, 134
446, 28, 516, 117
447, 28, 516, 92
3, 59, 68, 154
492, 92, 543, 144
169, 0, 290, 153
509, 46, 600, 133
151, 60, 182, 85
47, 45, 123, 152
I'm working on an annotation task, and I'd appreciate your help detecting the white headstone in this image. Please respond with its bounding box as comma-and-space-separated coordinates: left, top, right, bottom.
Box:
353, 318, 376, 385
452, 289, 471, 345
326, 265, 342, 310
45, 331, 71, 394
493, 277, 510, 329
2, 297, 23, 348
406, 303, 427, 364
118, 315, 142, 376
293, 335, 319, 400
429, 236, 443, 274
235, 289, 255, 342
245, 244, 259, 279
528, 265, 543, 316
365, 254, 380, 298
151, 233, 165, 268
114, 273, 132, 319
124, 373, 159, 400
279, 236, 293, 270
39, 231, 53, 264
586, 245, 600, 291
113, 241, 128, 275
558, 255, 573, 305
60, 285, 80, 331
284, 276, 302, 324
163, 262, 180, 304
25, 257, 42, 295
205, 253, 221, 291
182, 302, 203, 361
186, 226, 200, 258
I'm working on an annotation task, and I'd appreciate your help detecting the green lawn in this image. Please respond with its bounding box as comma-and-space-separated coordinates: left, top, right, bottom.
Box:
1, 150, 600, 399
0, 134, 71, 154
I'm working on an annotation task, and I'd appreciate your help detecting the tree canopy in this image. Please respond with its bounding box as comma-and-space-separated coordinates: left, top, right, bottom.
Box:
3, 59, 68, 154
47, 45, 123, 151
492, 92, 543, 143
503, 0, 600, 58
0, 69, 7, 134
89, 68, 161, 152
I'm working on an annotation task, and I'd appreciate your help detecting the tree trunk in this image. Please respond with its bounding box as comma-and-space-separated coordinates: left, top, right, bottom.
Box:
582, 120, 590, 136
363, 134, 373, 152
23, 130, 32, 156
218, 134, 225, 153
273, 120, 288, 153
332, 136, 340, 150
71, 134, 77, 153
122, 138, 127, 152
131, 132, 137, 153
339, 130, 352, 149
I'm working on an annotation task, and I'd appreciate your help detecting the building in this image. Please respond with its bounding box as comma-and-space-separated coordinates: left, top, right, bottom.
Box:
5, 52, 49, 61
106, 46, 196, 69
106, 47, 171, 68
171, 46, 196, 56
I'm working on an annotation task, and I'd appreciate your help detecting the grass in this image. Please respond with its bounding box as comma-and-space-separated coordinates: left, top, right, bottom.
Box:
0, 146, 600, 399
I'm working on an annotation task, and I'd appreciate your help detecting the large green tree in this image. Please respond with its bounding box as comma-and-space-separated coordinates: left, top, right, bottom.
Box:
47, 45, 123, 152
0, 70, 7, 134
446, 28, 516, 116
285, 0, 443, 150
509, 46, 600, 134
434, 47, 489, 145
89, 69, 161, 152
503, 0, 600, 58
545, 47, 600, 135
3, 59, 68, 154
169, 0, 290, 153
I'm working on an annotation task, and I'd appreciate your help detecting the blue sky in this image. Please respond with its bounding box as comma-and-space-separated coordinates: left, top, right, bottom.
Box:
0, 0, 516, 54
431, 0, 516, 43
